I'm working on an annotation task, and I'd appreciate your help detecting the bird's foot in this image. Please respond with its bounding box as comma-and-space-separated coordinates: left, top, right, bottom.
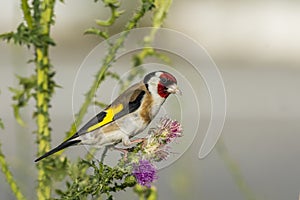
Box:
114, 138, 147, 160
113, 147, 129, 160
128, 137, 146, 145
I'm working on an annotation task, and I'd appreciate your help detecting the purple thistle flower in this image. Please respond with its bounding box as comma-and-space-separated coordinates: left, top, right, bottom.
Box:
132, 159, 158, 187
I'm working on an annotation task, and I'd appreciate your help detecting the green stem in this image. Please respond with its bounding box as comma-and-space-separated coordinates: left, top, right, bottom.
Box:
153, 0, 172, 28
21, 0, 33, 29
36, 47, 52, 200
0, 143, 26, 200
123, 0, 172, 92
34, 0, 56, 199
216, 138, 256, 200
95, 5, 122, 27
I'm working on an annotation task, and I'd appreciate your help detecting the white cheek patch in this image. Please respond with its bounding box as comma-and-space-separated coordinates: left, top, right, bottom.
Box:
148, 81, 160, 99
147, 76, 157, 89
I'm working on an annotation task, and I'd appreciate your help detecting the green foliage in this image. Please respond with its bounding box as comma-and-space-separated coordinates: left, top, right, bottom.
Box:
8, 75, 36, 126
95, 0, 124, 26
84, 0, 124, 39
84, 28, 109, 39
0, 23, 55, 48
0, 94, 25, 200
1, 0, 58, 199
134, 185, 157, 200
0, 0, 56, 48
55, 160, 136, 200
0, 143, 26, 200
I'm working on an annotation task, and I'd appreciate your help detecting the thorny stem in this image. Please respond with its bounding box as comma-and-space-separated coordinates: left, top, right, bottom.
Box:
21, 0, 33, 29
0, 143, 26, 200
35, 0, 56, 199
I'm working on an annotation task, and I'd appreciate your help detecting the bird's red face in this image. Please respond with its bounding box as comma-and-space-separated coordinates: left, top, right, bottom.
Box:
157, 72, 181, 98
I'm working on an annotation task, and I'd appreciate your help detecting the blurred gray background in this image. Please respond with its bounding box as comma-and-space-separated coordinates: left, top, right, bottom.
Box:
1, 0, 300, 199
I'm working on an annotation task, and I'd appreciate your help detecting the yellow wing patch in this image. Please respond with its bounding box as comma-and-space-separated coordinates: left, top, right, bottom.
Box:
87, 104, 123, 132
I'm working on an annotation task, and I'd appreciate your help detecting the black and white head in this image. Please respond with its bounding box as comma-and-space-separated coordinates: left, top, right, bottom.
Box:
143, 71, 181, 99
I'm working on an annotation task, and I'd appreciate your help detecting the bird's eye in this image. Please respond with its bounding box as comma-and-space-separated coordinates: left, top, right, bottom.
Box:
161, 77, 167, 83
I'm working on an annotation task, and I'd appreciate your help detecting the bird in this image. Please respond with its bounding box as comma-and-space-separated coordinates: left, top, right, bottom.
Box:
34, 71, 181, 162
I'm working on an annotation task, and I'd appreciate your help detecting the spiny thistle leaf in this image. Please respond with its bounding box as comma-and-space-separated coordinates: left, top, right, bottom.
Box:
84, 28, 109, 39
8, 75, 37, 126
0, 23, 55, 48
96, 0, 124, 26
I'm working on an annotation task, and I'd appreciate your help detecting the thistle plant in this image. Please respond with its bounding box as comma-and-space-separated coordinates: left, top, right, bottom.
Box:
55, 117, 183, 199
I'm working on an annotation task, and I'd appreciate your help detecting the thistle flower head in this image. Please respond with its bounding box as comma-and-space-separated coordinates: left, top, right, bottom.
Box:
126, 117, 183, 187
158, 117, 183, 143
132, 159, 157, 187
143, 117, 183, 161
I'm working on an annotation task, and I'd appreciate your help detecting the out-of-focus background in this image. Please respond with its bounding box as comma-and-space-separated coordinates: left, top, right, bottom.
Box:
1, 0, 300, 199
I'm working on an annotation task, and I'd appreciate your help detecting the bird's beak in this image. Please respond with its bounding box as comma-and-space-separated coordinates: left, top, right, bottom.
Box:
167, 84, 182, 95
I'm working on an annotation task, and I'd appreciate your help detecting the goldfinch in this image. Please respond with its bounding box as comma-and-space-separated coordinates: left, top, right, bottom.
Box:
35, 71, 181, 162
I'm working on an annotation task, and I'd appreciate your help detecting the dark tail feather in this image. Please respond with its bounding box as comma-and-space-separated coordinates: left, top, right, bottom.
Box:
34, 139, 81, 162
